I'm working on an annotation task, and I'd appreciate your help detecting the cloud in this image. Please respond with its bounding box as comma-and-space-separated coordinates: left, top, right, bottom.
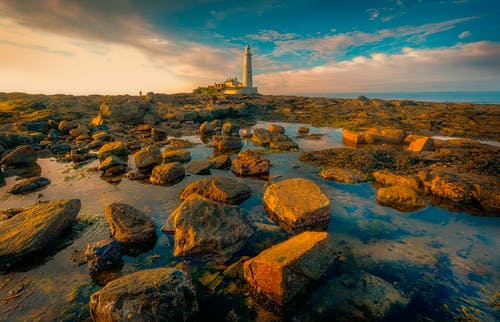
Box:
255, 41, 500, 94
367, 9, 380, 20
244, 30, 297, 42
272, 17, 475, 58
458, 30, 471, 39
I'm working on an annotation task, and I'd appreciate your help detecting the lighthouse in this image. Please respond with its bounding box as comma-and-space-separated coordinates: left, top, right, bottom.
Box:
242, 45, 252, 88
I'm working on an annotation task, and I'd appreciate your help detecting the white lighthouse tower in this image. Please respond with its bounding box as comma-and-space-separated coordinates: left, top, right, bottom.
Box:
239, 45, 258, 94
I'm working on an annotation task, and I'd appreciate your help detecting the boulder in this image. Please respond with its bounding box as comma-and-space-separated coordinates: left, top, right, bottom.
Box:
252, 128, 273, 145
306, 272, 409, 320
263, 178, 330, 233
104, 203, 156, 245
269, 123, 285, 134
269, 134, 299, 151
69, 124, 89, 138
89, 268, 198, 322
407, 137, 435, 152
199, 121, 214, 136
231, 150, 270, 177
134, 144, 162, 173
98, 155, 127, 172
85, 239, 123, 276
97, 141, 128, 161
222, 122, 240, 136
243, 231, 335, 306
168, 194, 253, 258
180, 176, 252, 205
58, 120, 77, 134
319, 167, 367, 183
365, 128, 406, 144
342, 129, 368, 145
1, 145, 37, 167
89, 114, 105, 128
376, 185, 426, 212
92, 131, 111, 142
100, 101, 154, 125
7, 176, 51, 194
151, 127, 167, 141
185, 160, 212, 175
0, 199, 81, 271
212, 135, 243, 155
150, 162, 185, 185
210, 154, 231, 169
372, 170, 421, 191
162, 149, 191, 163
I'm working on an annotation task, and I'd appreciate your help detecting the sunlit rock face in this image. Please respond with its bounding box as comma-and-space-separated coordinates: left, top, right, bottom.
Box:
149, 162, 185, 185
89, 268, 198, 321
104, 203, 156, 245
263, 178, 330, 233
243, 231, 335, 306
0, 199, 81, 272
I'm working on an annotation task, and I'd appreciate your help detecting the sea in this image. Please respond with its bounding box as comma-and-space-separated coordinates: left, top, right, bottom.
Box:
299, 91, 500, 104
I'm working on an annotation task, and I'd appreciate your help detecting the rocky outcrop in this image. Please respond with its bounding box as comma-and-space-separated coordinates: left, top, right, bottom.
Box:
243, 231, 335, 306
319, 167, 367, 183
89, 268, 198, 322
134, 144, 162, 173
7, 176, 51, 194
85, 239, 123, 276
0, 145, 37, 167
180, 176, 252, 205
97, 141, 128, 161
212, 135, 243, 155
104, 203, 156, 245
263, 178, 330, 233
167, 194, 253, 258
150, 162, 185, 185
407, 137, 435, 152
162, 149, 191, 163
185, 160, 212, 175
376, 185, 426, 212
0, 199, 81, 272
306, 272, 409, 321
372, 169, 421, 191
231, 150, 270, 177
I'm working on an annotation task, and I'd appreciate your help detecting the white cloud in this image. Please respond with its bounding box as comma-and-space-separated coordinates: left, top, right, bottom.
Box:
245, 30, 297, 42
255, 41, 500, 94
458, 30, 471, 39
367, 9, 380, 20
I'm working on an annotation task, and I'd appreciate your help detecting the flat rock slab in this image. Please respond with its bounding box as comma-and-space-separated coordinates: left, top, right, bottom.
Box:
180, 176, 252, 205
0, 199, 81, 272
168, 194, 253, 258
104, 203, 156, 245
185, 160, 212, 175
150, 162, 185, 185
263, 178, 331, 233
7, 176, 51, 194
90, 268, 197, 321
377, 185, 426, 212
243, 231, 335, 306
307, 271, 409, 320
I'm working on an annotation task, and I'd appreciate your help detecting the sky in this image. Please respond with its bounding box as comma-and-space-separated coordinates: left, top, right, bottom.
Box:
0, 0, 499, 95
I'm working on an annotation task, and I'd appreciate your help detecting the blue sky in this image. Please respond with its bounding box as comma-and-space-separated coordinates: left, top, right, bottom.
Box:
0, 0, 499, 94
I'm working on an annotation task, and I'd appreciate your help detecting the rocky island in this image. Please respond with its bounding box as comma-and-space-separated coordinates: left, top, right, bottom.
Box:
0, 91, 498, 321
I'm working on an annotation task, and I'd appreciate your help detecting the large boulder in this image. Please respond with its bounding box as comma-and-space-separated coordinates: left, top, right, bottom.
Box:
104, 203, 156, 245
0, 145, 37, 167
150, 162, 185, 185
7, 176, 50, 194
243, 231, 335, 306
180, 176, 252, 205
0, 199, 81, 272
263, 178, 330, 233
319, 167, 367, 183
306, 272, 409, 320
212, 135, 243, 155
97, 141, 129, 161
89, 268, 198, 322
162, 149, 191, 163
407, 137, 435, 152
134, 144, 162, 173
231, 150, 270, 177
167, 194, 253, 258
376, 185, 426, 212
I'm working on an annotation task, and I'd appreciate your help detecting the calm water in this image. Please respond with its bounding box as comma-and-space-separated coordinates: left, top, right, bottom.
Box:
0, 122, 498, 321
301, 91, 500, 104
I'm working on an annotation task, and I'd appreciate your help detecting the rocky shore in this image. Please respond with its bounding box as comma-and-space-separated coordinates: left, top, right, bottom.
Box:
0, 92, 498, 321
